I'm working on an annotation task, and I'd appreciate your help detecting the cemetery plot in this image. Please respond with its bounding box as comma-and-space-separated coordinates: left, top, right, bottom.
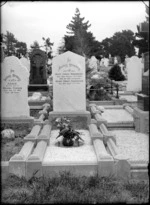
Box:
111, 129, 149, 163
119, 95, 137, 102
101, 108, 133, 123
43, 130, 97, 165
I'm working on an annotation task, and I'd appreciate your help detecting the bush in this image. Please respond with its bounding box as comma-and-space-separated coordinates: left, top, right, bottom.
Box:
108, 64, 126, 81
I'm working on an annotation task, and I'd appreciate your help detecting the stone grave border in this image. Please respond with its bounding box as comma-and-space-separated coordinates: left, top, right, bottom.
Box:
1, 104, 148, 181
89, 104, 134, 129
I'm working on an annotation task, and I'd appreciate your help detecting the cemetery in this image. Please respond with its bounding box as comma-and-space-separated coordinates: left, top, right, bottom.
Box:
1, 50, 149, 183
1, 2, 149, 203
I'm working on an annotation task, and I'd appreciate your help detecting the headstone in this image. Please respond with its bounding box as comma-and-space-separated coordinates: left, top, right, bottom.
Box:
126, 56, 143, 92
100, 58, 104, 66
119, 63, 126, 77
20, 57, 30, 72
125, 56, 130, 68
114, 57, 118, 64
103, 58, 109, 67
52, 51, 86, 112
29, 49, 47, 84
88, 56, 98, 71
1, 56, 30, 117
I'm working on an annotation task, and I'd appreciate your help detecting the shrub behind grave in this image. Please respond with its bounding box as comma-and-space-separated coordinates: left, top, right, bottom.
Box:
108, 64, 126, 81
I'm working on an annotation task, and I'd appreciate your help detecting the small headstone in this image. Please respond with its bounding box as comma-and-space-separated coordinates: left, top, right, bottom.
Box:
52, 51, 86, 111
1, 56, 30, 117
29, 49, 47, 84
114, 57, 118, 64
126, 56, 143, 92
103, 58, 109, 67
100, 58, 104, 66
88, 56, 98, 71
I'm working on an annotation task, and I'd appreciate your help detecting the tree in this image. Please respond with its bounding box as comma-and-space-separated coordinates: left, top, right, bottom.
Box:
58, 8, 101, 58
132, 5, 149, 56
15, 41, 27, 58
100, 30, 136, 62
1, 31, 27, 58
2, 31, 17, 56
30, 40, 40, 49
42, 37, 54, 59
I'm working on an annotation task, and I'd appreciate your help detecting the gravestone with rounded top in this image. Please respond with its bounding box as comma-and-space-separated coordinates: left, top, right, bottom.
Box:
1, 56, 30, 117
126, 56, 143, 92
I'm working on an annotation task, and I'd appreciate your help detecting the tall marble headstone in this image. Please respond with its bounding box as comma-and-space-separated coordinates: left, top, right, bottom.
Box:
126, 56, 143, 92
52, 51, 86, 112
1, 56, 30, 117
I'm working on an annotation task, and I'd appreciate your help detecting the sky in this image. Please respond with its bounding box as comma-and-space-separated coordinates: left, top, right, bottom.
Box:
1, 1, 149, 55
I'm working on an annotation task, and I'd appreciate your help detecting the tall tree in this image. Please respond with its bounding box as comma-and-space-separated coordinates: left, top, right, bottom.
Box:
132, 5, 149, 56
42, 37, 54, 59
100, 30, 136, 62
58, 8, 101, 58
2, 31, 17, 56
30, 40, 40, 49
15, 41, 27, 58
1, 31, 27, 58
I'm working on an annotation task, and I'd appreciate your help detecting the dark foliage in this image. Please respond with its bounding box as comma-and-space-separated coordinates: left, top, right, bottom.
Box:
108, 64, 126, 81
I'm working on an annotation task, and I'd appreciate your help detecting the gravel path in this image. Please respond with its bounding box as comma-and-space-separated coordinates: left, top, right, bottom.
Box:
101, 109, 133, 123
111, 130, 149, 163
43, 130, 97, 164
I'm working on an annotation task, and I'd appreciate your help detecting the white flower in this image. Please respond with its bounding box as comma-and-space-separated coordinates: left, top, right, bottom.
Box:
1, 129, 15, 139
55, 118, 61, 123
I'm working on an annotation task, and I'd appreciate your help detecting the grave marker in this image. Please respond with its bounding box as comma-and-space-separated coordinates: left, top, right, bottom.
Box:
52, 51, 86, 112
126, 56, 143, 92
1, 56, 30, 118
50, 51, 90, 124
29, 49, 47, 84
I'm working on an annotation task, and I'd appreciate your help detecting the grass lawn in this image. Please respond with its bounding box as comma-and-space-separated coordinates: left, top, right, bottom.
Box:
1, 124, 31, 161
1, 172, 149, 204
1, 137, 25, 161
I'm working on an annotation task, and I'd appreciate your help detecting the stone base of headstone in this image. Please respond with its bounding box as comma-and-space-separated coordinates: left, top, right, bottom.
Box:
133, 107, 149, 133
1, 116, 34, 128
28, 84, 49, 96
49, 111, 91, 125
137, 93, 149, 111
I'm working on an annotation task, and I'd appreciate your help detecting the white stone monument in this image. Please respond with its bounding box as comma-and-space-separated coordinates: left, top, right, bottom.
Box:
88, 56, 98, 72
1, 56, 30, 118
20, 57, 30, 71
50, 51, 90, 123
103, 58, 109, 67
126, 56, 143, 92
